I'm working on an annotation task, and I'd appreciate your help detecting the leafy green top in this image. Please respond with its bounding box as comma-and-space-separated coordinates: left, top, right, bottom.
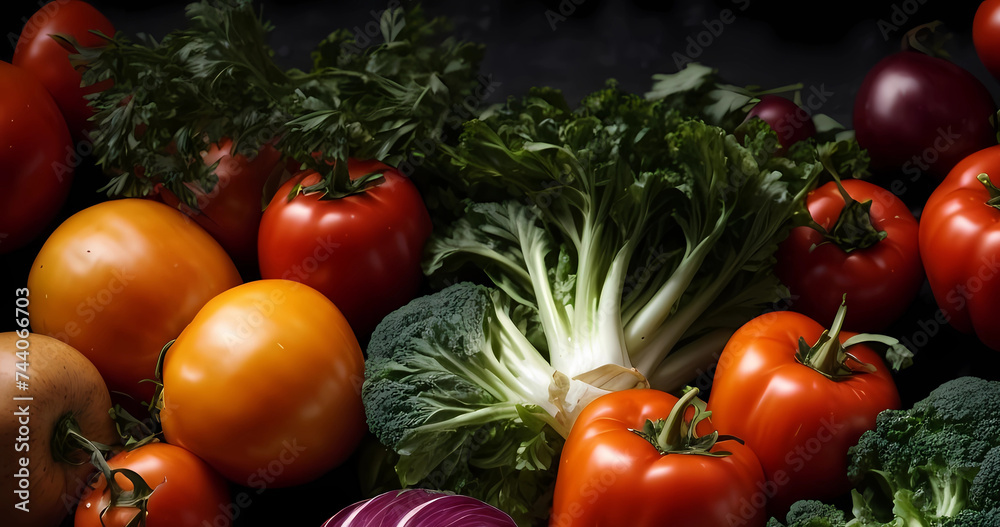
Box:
77, 0, 485, 207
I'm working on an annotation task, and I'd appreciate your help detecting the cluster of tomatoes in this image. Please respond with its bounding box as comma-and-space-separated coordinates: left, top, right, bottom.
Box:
1, 2, 437, 526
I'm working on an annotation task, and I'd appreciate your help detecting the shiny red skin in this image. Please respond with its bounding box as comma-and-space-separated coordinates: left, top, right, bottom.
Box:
919, 144, 1000, 351
0, 60, 74, 254
774, 179, 924, 332
707, 310, 901, 518
74, 442, 232, 527
12, 0, 115, 141
550, 389, 767, 527
974, 0, 1000, 83
257, 159, 433, 338
744, 94, 816, 151
853, 51, 997, 181
153, 139, 286, 268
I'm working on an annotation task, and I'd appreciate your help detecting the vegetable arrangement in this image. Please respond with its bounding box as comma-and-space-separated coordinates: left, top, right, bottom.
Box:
2, 1, 1000, 527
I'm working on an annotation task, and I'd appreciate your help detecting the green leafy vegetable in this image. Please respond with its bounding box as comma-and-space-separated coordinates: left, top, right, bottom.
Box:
77, 0, 485, 207
426, 81, 828, 390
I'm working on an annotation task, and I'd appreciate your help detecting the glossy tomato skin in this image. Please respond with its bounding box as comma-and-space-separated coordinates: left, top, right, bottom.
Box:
919, 144, 1000, 351
550, 389, 767, 527
974, 0, 1000, 83
27, 199, 242, 404
853, 51, 997, 181
159, 279, 366, 488
258, 160, 433, 338
0, 333, 118, 527
152, 139, 286, 269
12, 0, 115, 141
0, 60, 74, 255
774, 179, 924, 332
707, 311, 901, 518
74, 442, 232, 527
743, 94, 816, 152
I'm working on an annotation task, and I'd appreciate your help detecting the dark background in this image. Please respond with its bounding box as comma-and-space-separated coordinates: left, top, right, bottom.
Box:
2, 0, 999, 525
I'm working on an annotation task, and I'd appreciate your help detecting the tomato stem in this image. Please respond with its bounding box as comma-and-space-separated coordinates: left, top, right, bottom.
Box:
977, 173, 1000, 210
53, 414, 158, 527
809, 162, 887, 253
628, 387, 741, 457
795, 297, 876, 380
796, 297, 915, 376
52, 412, 118, 466
901, 21, 952, 59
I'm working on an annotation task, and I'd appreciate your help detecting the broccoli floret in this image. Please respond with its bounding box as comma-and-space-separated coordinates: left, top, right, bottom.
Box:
846, 376, 1000, 525
937, 507, 1000, 527
767, 500, 848, 527
970, 446, 1000, 511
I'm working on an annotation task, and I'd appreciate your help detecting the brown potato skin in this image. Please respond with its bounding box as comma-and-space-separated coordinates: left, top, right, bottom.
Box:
0, 332, 119, 527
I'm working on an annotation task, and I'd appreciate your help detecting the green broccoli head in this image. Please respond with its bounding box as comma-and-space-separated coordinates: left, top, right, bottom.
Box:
363, 280, 500, 448
847, 376, 1000, 524
766, 500, 847, 527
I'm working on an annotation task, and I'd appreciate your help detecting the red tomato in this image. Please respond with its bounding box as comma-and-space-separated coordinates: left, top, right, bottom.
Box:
974, 0, 1000, 83
152, 139, 287, 268
550, 388, 767, 527
258, 159, 433, 338
12, 0, 115, 141
74, 442, 232, 527
27, 199, 243, 404
853, 50, 997, 181
774, 178, 923, 332
0, 60, 74, 255
159, 279, 366, 488
706, 307, 901, 518
919, 144, 1000, 351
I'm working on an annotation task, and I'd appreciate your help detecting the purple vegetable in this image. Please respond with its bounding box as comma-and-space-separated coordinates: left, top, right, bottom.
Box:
322, 489, 518, 527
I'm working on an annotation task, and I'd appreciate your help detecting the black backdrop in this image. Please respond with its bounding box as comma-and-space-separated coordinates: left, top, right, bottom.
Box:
2, 0, 1000, 525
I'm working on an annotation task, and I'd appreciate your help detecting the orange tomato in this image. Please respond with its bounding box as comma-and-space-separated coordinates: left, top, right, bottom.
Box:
27, 198, 242, 404
159, 279, 366, 488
